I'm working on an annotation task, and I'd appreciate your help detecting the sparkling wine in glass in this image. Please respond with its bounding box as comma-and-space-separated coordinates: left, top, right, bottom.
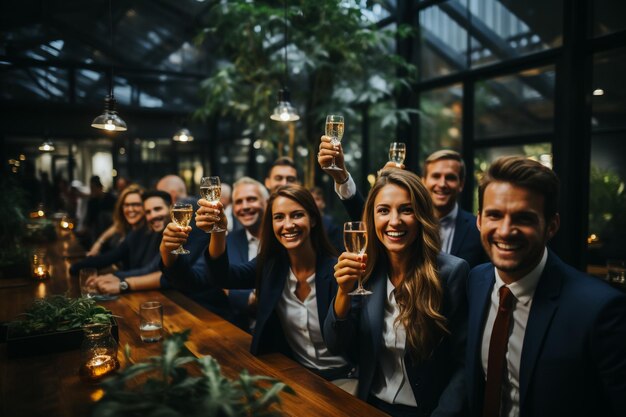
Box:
170, 202, 193, 254
200, 176, 226, 233
389, 142, 406, 166
324, 115, 345, 171
344, 221, 372, 296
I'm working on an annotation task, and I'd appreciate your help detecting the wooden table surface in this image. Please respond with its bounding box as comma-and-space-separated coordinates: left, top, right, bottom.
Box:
0, 233, 387, 417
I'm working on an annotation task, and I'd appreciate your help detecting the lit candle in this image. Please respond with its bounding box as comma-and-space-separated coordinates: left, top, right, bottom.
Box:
80, 355, 120, 382
33, 265, 48, 280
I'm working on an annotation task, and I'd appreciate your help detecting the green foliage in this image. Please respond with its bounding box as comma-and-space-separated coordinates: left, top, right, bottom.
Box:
9, 295, 113, 336
92, 330, 295, 417
194, 1, 416, 153
0, 177, 29, 268
588, 164, 626, 236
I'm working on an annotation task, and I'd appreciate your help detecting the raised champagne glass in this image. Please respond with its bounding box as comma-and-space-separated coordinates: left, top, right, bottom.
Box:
200, 176, 226, 233
170, 202, 193, 254
344, 221, 372, 296
324, 114, 344, 171
389, 142, 406, 166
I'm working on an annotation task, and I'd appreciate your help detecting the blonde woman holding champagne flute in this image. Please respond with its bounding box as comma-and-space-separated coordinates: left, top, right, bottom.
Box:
324, 169, 469, 417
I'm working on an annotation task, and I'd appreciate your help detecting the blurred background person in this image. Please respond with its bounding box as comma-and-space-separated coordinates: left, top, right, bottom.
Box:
86, 185, 145, 256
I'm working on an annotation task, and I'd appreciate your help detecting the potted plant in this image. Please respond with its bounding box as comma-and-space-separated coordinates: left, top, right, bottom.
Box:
6, 295, 118, 357
92, 330, 295, 417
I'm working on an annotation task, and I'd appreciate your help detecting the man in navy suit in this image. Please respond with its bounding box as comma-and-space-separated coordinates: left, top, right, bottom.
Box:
467, 156, 626, 417
423, 150, 486, 267
318, 140, 485, 266
226, 177, 269, 330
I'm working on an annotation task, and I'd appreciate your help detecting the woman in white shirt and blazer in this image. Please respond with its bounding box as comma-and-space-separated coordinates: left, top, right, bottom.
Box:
196, 184, 355, 388
324, 169, 469, 416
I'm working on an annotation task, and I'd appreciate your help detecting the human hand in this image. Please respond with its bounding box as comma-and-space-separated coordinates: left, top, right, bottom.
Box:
318, 135, 349, 183
334, 252, 367, 294
196, 199, 227, 233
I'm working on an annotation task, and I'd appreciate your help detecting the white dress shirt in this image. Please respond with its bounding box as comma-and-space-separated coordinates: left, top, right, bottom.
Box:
481, 248, 547, 417
245, 230, 259, 261
276, 269, 348, 371
439, 203, 458, 254
334, 174, 357, 200
371, 277, 417, 407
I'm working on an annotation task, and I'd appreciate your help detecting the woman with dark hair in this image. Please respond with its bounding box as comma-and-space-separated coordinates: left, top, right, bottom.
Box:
86, 185, 145, 256
196, 184, 355, 391
324, 169, 469, 416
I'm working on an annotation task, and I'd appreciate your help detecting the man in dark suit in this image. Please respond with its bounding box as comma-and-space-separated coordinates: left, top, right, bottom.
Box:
423, 150, 486, 267
467, 156, 626, 417
226, 177, 268, 330
318, 139, 485, 266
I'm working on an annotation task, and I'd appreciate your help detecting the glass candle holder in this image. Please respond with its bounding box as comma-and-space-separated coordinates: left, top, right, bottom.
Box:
79, 322, 119, 383
32, 249, 49, 280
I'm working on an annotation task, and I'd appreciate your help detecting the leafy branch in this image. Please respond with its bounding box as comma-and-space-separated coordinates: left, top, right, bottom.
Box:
93, 330, 295, 417
9, 295, 113, 336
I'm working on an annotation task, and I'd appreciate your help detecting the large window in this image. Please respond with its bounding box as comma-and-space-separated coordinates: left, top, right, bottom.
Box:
475, 66, 555, 139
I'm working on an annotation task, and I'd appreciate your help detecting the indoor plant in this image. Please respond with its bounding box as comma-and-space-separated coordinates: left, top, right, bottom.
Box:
92, 330, 295, 417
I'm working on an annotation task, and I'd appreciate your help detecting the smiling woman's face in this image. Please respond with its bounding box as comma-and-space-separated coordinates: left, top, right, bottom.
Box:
271, 196, 314, 252
122, 192, 144, 226
373, 183, 419, 257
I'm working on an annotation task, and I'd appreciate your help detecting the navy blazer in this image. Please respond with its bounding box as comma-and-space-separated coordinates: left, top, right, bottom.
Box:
225, 229, 255, 329
324, 253, 469, 416
466, 251, 626, 417
207, 250, 339, 357
450, 208, 486, 268
342, 193, 485, 268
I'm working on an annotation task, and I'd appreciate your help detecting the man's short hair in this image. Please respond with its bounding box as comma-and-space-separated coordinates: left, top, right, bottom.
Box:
142, 189, 172, 206
424, 149, 466, 183
478, 156, 560, 219
266, 156, 298, 179
233, 176, 269, 200
309, 186, 324, 198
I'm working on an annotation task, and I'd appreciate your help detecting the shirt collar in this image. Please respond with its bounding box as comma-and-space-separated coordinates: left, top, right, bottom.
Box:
494, 247, 548, 306
245, 229, 258, 243
440, 203, 459, 226
386, 276, 396, 303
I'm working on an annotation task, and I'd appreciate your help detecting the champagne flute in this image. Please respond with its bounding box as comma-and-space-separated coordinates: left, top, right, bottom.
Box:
389, 142, 406, 166
324, 114, 344, 171
200, 176, 226, 233
344, 221, 372, 296
170, 202, 193, 254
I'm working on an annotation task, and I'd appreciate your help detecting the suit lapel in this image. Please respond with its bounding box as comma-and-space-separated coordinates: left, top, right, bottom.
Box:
450, 210, 470, 256
314, 256, 334, 327
519, 253, 561, 408
364, 269, 388, 360
259, 259, 289, 323
467, 266, 495, 412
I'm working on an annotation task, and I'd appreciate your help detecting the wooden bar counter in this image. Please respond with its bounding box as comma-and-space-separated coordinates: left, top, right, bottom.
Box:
0, 234, 387, 417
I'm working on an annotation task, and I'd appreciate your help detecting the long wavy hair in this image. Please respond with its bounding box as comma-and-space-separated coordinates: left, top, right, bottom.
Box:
255, 184, 338, 295
362, 169, 447, 361
112, 185, 145, 236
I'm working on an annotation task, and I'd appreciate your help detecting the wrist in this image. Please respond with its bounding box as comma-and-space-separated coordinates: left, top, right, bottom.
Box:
336, 172, 350, 185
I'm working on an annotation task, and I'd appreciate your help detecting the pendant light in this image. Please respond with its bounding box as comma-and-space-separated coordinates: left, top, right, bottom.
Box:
39, 140, 56, 152
91, 0, 127, 132
270, 1, 299, 122
172, 127, 194, 142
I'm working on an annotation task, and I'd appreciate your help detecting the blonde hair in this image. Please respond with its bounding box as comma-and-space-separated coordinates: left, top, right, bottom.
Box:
362, 169, 447, 360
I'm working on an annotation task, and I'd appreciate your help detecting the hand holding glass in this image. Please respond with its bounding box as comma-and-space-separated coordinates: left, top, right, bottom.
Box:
79, 268, 98, 298
389, 142, 406, 166
324, 115, 344, 171
344, 221, 372, 296
170, 202, 193, 254
200, 176, 226, 233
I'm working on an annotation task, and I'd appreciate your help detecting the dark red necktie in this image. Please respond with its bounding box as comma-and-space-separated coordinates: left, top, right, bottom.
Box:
483, 286, 514, 417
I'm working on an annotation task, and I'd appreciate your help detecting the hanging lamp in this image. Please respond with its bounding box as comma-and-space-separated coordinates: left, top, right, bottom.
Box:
91, 0, 127, 132
270, 1, 299, 122
39, 140, 56, 152
172, 127, 194, 142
